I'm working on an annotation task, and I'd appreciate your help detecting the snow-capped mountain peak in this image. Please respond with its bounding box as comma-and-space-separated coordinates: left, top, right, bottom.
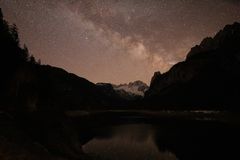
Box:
113, 80, 149, 96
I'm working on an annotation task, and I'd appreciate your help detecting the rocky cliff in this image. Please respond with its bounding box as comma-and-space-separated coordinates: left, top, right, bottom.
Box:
145, 22, 240, 110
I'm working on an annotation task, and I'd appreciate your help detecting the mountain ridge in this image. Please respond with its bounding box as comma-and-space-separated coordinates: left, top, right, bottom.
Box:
145, 21, 240, 110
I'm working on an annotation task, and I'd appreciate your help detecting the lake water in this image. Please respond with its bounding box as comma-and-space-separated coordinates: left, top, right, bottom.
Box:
83, 124, 177, 160
67, 110, 240, 160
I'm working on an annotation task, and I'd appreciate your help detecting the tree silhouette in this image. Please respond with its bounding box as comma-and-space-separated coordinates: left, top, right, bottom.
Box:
29, 55, 36, 64
0, 8, 3, 19
0, 8, 38, 67
23, 44, 30, 61
10, 24, 20, 45
0, 8, 40, 109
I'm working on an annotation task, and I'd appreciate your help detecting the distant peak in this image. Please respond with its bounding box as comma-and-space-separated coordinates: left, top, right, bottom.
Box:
129, 80, 148, 86
113, 80, 149, 96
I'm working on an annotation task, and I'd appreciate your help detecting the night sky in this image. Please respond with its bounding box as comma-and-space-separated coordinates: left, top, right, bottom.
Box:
1, 0, 240, 84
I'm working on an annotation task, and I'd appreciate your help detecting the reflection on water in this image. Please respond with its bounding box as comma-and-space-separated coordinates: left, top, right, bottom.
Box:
83, 124, 177, 160
70, 111, 240, 160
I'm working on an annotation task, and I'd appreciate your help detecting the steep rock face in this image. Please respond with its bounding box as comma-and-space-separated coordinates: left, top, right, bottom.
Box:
145, 22, 240, 110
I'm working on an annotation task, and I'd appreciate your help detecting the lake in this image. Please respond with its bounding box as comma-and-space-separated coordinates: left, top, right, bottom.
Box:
65, 110, 240, 160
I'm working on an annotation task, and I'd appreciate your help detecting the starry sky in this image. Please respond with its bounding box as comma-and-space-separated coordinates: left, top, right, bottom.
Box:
1, 0, 240, 84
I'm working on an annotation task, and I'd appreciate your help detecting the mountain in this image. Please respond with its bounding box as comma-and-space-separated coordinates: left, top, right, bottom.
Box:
113, 80, 149, 97
0, 8, 131, 112
97, 81, 149, 101
145, 22, 240, 110
2, 3, 240, 112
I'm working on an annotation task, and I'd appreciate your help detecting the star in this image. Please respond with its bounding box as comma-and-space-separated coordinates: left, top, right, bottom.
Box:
0, 0, 239, 84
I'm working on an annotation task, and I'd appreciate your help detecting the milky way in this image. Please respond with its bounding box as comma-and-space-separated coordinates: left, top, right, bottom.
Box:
1, 0, 240, 84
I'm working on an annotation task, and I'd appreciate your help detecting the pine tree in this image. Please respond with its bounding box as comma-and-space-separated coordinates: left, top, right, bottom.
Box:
0, 8, 3, 20
29, 55, 36, 64
23, 44, 30, 61
10, 24, 19, 45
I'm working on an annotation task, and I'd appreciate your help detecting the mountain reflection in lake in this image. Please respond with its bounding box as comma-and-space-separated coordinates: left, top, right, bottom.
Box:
68, 111, 240, 160
83, 124, 177, 160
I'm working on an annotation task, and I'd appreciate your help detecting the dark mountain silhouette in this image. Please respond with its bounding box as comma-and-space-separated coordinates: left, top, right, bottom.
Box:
145, 22, 240, 110
3, 5, 240, 112
0, 8, 134, 113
